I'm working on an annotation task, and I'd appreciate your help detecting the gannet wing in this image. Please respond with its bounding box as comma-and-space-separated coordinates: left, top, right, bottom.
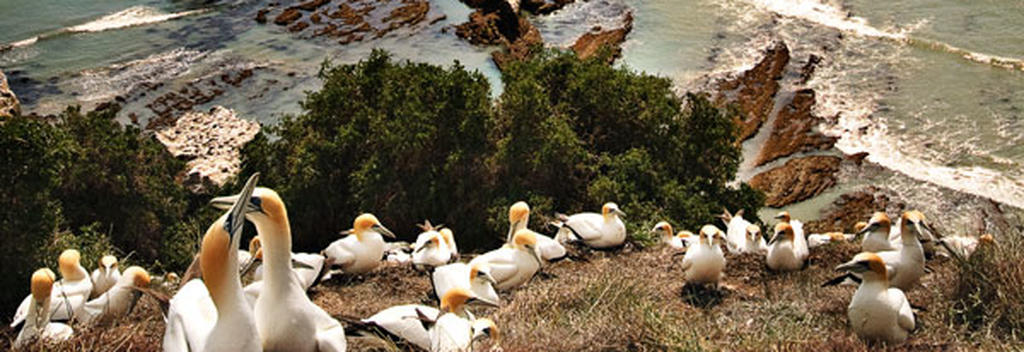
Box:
323, 240, 357, 268
890, 288, 916, 332
312, 304, 347, 352
483, 261, 519, 285
10, 294, 31, 327
163, 279, 216, 352
431, 263, 469, 301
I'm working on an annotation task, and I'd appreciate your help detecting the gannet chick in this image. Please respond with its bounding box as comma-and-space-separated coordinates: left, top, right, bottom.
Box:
860, 212, 896, 252
11, 249, 93, 327
767, 223, 806, 271
432, 262, 500, 306
322, 213, 397, 275
506, 201, 565, 263
553, 202, 627, 249
90, 255, 121, 299
80, 266, 151, 325
680, 225, 726, 285
14, 268, 73, 349
469, 229, 542, 290
212, 186, 347, 351
836, 253, 915, 344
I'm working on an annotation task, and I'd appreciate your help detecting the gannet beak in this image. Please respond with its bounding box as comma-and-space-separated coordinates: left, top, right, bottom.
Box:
614, 209, 627, 218
210, 178, 263, 216
373, 224, 396, 239
768, 232, 781, 245
222, 173, 260, 248
857, 223, 877, 236
468, 297, 500, 308
239, 255, 260, 277
773, 214, 785, 220
835, 260, 866, 273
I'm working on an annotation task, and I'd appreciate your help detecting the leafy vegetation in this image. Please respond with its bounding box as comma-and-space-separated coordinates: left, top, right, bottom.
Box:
241, 50, 763, 251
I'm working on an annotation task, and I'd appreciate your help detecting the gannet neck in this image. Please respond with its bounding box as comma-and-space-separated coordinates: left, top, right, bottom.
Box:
256, 218, 294, 287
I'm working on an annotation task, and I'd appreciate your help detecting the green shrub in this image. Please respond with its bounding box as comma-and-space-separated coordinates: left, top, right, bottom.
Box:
242, 50, 762, 251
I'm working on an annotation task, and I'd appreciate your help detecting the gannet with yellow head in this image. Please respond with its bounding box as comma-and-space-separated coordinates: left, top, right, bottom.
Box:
210, 185, 347, 351
836, 253, 915, 344
413, 222, 453, 270
80, 266, 150, 326
90, 255, 121, 299
680, 225, 727, 285
469, 229, 542, 290
652, 221, 682, 249
350, 288, 498, 351
826, 211, 926, 291
720, 208, 764, 253
14, 268, 73, 349
552, 202, 627, 249
432, 262, 500, 307
506, 201, 566, 263
11, 249, 93, 327
428, 288, 498, 352
322, 213, 396, 275
767, 223, 805, 271
860, 212, 896, 252
774, 211, 808, 258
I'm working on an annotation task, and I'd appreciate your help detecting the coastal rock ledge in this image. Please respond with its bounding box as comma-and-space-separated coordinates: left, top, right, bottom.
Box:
155, 106, 260, 193
0, 70, 20, 118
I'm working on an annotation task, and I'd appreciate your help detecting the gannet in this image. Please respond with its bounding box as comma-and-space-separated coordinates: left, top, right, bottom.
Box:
432, 262, 500, 306
80, 266, 151, 325
469, 229, 542, 290
470, 318, 500, 349
427, 288, 497, 352
413, 222, 453, 270
14, 268, 73, 349
652, 221, 685, 249
680, 225, 727, 285
860, 212, 896, 252
211, 186, 347, 351
940, 233, 995, 260
385, 242, 413, 264
826, 211, 926, 291
552, 202, 627, 249
721, 209, 764, 253
90, 255, 121, 299
164, 173, 260, 352
249, 249, 327, 291
898, 210, 938, 258
506, 201, 565, 263
774, 211, 807, 255
322, 213, 396, 275
348, 289, 498, 351
808, 232, 855, 248
440, 228, 459, 261
766, 223, 806, 271
11, 249, 93, 327
836, 253, 915, 344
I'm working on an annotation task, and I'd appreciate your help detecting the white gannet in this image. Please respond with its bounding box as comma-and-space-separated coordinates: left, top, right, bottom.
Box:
413, 223, 453, 270
349, 289, 498, 351
766, 223, 806, 272
80, 266, 151, 326
427, 288, 496, 352
432, 262, 500, 306
211, 186, 347, 352
90, 255, 121, 299
826, 211, 927, 291
164, 174, 261, 352
506, 201, 565, 263
14, 268, 73, 349
11, 249, 93, 327
553, 202, 627, 249
860, 212, 896, 252
721, 208, 764, 253
680, 225, 727, 285
651, 222, 696, 250
322, 213, 397, 275
836, 253, 915, 344
899, 210, 938, 258
469, 229, 542, 290
940, 233, 995, 260
774, 211, 807, 256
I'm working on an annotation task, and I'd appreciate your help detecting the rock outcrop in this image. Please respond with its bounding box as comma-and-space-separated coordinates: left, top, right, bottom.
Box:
155, 106, 260, 193
803, 187, 898, 234
754, 88, 837, 166
715, 42, 789, 142
257, 0, 440, 45
0, 70, 20, 118
571, 12, 633, 63
748, 155, 841, 207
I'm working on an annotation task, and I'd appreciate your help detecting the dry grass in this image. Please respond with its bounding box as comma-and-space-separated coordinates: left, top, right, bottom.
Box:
3, 240, 1022, 351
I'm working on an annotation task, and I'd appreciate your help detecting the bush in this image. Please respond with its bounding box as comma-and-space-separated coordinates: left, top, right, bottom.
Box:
242, 50, 762, 251
951, 234, 1024, 337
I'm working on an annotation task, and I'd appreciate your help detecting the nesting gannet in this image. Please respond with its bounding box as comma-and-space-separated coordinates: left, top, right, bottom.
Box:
432, 262, 500, 306
348, 290, 498, 351
427, 288, 497, 352
826, 211, 926, 291
80, 266, 151, 325
14, 269, 73, 349
322, 213, 397, 275
680, 226, 727, 285
11, 249, 93, 327
774, 211, 808, 255
898, 210, 938, 258
164, 174, 260, 352
766, 223, 806, 272
720, 209, 764, 253
940, 233, 995, 260
211, 186, 347, 351
652, 222, 685, 250
551, 202, 627, 249
836, 253, 915, 344
808, 232, 856, 248
506, 201, 566, 263
470, 318, 500, 349
469, 229, 542, 290
860, 212, 896, 252
413, 222, 453, 270
90, 255, 121, 299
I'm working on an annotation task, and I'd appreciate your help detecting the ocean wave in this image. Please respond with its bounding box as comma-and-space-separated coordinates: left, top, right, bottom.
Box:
1, 6, 205, 51
65, 48, 207, 103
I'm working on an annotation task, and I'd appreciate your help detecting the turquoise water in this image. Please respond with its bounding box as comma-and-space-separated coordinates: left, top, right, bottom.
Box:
2, 0, 1023, 229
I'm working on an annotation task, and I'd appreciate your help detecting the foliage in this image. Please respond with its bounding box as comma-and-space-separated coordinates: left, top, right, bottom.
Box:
243, 50, 763, 250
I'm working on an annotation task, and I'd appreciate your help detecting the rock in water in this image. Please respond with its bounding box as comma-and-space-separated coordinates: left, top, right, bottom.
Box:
754, 88, 837, 166
571, 12, 633, 63
0, 70, 20, 118
155, 106, 260, 193
714, 42, 790, 142
748, 155, 841, 207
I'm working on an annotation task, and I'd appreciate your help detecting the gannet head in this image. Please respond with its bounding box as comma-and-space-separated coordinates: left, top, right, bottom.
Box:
121, 266, 151, 288
471, 318, 500, 345
30, 268, 56, 328
979, 233, 995, 246
99, 255, 118, 272
826, 232, 846, 241
349, 213, 396, 240
745, 224, 761, 242
770, 223, 795, 245
602, 202, 626, 220
415, 234, 443, 253
859, 212, 891, 235
470, 262, 497, 285
210, 175, 288, 234
900, 210, 931, 242
651, 221, 673, 241
837, 252, 887, 282
509, 202, 530, 227
513, 229, 539, 250
699, 225, 719, 245
774, 211, 791, 223
58, 249, 86, 281
442, 287, 496, 313
676, 230, 694, 239
853, 221, 868, 234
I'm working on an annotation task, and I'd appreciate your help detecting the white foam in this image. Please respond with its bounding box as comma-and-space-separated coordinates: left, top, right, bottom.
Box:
2, 6, 205, 50
66, 48, 207, 103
